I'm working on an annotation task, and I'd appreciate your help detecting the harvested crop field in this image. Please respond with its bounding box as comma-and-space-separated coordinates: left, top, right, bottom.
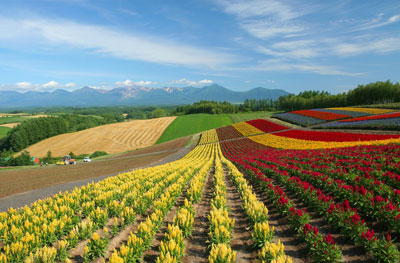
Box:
0, 122, 19, 128
0, 136, 189, 199
22, 116, 176, 157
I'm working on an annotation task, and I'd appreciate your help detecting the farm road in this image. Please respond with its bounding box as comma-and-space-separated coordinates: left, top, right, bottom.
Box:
0, 143, 193, 212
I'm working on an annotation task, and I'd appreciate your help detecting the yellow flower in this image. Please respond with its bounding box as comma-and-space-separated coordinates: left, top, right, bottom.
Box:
84, 245, 89, 254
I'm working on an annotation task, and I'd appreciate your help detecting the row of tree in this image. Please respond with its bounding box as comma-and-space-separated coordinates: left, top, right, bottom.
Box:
174, 101, 240, 115
276, 80, 400, 111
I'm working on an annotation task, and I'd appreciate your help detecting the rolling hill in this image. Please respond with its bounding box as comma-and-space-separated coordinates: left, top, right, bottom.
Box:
21, 116, 176, 157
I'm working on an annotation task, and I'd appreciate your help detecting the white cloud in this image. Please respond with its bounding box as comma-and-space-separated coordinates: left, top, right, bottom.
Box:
1, 81, 81, 92
134, 80, 156, 86
16, 81, 32, 88
238, 59, 363, 76
333, 37, 400, 56
198, 79, 214, 84
0, 17, 235, 68
65, 82, 77, 88
115, 79, 134, 86
353, 14, 400, 31
115, 79, 156, 87
170, 78, 214, 86
42, 80, 59, 88
241, 19, 304, 39
217, 0, 307, 39
217, 0, 303, 21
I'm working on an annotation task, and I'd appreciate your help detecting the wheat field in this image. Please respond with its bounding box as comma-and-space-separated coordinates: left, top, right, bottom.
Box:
22, 116, 176, 157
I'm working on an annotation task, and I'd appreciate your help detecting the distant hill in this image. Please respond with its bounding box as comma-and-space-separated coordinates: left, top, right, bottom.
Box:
0, 84, 290, 107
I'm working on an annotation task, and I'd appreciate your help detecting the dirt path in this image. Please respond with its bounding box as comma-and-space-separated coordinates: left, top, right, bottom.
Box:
182, 168, 214, 263
223, 168, 258, 262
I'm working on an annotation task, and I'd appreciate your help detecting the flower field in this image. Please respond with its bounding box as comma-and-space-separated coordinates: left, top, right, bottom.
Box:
291, 110, 352, 121
272, 107, 399, 128
3, 117, 400, 262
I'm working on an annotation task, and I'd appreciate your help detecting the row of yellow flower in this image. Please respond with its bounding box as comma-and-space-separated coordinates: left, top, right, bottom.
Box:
208, 153, 236, 263
327, 107, 396, 115
249, 133, 400, 150
107, 159, 204, 263
24, 160, 197, 263
156, 144, 217, 263
0, 141, 214, 262
232, 122, 263, 137
199, 129, 220, 145
108, 143, 217, 263
222, 156, 293, 263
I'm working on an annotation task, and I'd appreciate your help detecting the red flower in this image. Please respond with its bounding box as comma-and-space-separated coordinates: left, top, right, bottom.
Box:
324, 233, 336, 245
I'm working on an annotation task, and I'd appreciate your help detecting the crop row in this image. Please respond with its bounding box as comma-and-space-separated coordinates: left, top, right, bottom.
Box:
220, 137, 400, 262
0, 143, 216, 262
199, 129, 220, 145
273, 129, 400, 142
291, 109, 351, 121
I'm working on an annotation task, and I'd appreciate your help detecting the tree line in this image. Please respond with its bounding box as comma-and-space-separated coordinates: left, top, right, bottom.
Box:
276, 80, 400, 111
173, 99, 276, 115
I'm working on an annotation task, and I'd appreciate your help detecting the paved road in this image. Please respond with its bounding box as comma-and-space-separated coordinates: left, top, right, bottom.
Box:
0, 146, 193, 212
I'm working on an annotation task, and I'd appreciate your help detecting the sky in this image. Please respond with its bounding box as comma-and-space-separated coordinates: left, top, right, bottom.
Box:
0, 0, 399, 94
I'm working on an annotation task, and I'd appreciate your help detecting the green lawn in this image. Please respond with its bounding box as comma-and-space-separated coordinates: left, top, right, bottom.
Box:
230, 111, 277, 123
156, 114, 233, 144
0, 126, 11, 138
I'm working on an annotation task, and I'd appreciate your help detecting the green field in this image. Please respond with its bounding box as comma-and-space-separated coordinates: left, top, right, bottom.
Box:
230, 111, 277, 123
156, 114, 233, 144
0, 127, 11, 138
0, 116, 29, 125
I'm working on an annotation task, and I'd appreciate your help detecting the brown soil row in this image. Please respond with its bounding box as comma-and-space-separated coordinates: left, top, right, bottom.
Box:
223, 168, 258, 262
182, 168, 214, 263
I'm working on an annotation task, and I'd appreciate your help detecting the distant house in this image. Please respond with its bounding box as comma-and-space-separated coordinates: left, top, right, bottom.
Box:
31, 157, 40, 165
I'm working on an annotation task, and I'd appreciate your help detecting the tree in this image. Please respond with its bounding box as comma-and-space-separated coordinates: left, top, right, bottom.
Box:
69, 152, 76, 159
150, 108, 167, 118
43, 150, 53, 164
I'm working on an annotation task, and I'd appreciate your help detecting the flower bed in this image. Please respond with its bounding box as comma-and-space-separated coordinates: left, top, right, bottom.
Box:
273, 112, 324, 126
274, 129, 400, 142
246, 119, 288, 133
315, 108, 370, 117
249, 132, 400, 149
219, 138, 400, 262
216, 126, 244, 141
327, 107, 396, 115
317, 117, 400, 130
339, 112, 400, 123
291, 110, 351, 121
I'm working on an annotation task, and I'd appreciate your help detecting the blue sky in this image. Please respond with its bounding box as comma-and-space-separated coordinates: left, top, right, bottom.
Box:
0, 0, 399, 94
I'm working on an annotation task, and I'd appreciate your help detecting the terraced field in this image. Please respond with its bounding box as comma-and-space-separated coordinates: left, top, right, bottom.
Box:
21, 117, 176, 157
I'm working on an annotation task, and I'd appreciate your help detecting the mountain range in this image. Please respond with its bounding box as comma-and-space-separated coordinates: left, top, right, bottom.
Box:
0, 84, 290, 107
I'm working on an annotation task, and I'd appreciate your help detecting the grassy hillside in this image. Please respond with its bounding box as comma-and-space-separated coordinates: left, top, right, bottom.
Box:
230, 111, 277, 123
0, 127, 11, 138
156, 114, 232, 144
